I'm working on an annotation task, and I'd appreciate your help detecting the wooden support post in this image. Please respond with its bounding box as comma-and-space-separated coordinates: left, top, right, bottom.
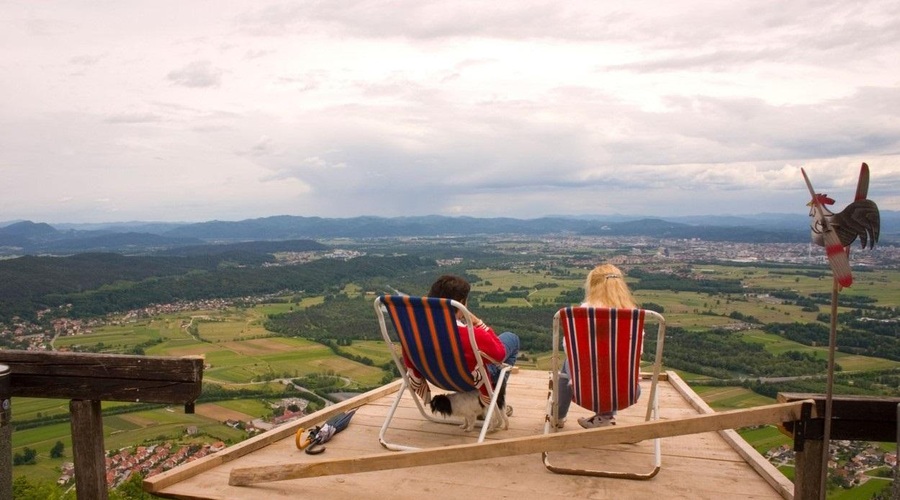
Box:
70, 400, 108, 500
793, 437, 824, 500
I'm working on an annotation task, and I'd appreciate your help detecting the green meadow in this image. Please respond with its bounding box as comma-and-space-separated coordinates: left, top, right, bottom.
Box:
692, 385, 775, 410
741, 330, 900, 371
737, 424, 793, 455
338, 339, 395, 367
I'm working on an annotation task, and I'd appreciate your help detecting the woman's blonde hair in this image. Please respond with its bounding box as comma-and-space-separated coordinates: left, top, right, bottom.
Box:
583, 263, 637, 308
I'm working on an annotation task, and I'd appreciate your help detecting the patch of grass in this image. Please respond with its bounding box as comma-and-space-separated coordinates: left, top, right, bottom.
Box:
828, 477, 893, 499
254, 300, 301, 316
11, 422, 73, 483
214, 399, 270, 418
829, 354, 900, 372
53, 322, 161, 351
339, 340, 393, 367
741, 329, 900, 371
9, 397, 71, 422
737, 425, 791, 455
693, 385, 775, 410
778, 465, 795, 481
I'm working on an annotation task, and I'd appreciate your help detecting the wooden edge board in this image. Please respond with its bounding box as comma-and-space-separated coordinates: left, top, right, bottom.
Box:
228, 397, 811, 486
143, 379, 402, 493
669, 371, 795, 500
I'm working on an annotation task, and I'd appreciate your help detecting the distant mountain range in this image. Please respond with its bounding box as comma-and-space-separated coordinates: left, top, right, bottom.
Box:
1, 212, 896, 256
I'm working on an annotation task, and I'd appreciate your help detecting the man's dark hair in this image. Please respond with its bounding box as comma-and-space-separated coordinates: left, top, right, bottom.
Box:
427, 274, 470, 303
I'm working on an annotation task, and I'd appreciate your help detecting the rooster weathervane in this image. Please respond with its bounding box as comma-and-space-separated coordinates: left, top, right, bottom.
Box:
801, 162, 880, 288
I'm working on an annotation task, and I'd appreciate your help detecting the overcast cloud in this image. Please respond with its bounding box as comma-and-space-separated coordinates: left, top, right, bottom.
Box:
1, 1, 899, 223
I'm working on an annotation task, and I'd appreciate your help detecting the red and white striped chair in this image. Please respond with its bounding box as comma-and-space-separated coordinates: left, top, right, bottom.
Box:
543, 307, 666, 479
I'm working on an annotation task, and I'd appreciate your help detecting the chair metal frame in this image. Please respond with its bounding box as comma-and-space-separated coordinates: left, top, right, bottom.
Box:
375, 295, 512, 451
543, 306, 666, 479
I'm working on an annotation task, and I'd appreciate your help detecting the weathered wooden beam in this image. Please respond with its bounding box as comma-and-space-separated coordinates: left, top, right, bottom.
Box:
778, 392, 900, 442
228, 399, 811, 486
0, 350, 203, 404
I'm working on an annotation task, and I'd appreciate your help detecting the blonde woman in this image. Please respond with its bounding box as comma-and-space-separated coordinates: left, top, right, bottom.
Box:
554, 263, 639, 429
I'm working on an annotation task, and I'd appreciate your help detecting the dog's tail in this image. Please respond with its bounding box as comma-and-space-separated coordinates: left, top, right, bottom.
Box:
429, 394, 453, 417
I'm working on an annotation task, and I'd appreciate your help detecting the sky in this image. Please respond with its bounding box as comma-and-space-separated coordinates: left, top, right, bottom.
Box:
2, 1, 900, 224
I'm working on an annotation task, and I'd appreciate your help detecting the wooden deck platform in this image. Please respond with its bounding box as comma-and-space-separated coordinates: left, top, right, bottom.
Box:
145, 369, 795, 499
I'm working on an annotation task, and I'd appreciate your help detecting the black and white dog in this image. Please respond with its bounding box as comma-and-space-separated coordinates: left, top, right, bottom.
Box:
428, 384, 508, 432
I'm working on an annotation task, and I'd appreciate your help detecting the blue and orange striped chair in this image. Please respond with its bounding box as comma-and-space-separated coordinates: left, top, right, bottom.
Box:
543, 307, 666, 479
375, 295, 511, 451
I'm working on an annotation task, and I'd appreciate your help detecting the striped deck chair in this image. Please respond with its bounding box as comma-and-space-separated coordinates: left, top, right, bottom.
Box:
543, 307, 666, 479
374, 295, 512, 451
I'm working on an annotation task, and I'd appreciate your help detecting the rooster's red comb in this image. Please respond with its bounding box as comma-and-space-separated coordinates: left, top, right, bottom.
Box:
809, 193, 835, 206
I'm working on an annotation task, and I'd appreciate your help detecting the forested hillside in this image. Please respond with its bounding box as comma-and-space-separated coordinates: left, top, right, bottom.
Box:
0, 248, 439, 323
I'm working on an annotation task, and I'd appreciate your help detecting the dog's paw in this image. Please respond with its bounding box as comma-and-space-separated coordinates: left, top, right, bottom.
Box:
492, 414, 509, 431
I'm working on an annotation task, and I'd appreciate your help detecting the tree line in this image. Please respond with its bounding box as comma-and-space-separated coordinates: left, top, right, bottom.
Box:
0, 252, 439, 324
764, 322, 900, 361
645, 327, 830, 379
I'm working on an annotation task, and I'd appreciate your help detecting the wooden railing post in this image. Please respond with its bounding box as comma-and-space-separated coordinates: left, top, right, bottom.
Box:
70, 400, 108, 500
0, 364, 11, 500
793, 437, 824, 500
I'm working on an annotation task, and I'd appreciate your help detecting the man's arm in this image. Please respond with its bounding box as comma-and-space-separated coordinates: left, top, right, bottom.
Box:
471, 322, 506, 363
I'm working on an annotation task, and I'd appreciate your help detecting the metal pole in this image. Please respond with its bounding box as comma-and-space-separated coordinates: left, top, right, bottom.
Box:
820, 281, 839, 500
0, 364, 12, 500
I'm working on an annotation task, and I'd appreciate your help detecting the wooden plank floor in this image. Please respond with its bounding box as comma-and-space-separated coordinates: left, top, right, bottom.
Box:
147, 369, 791, 499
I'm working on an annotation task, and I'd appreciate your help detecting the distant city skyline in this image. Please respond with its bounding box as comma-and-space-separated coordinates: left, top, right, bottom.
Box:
2, 1, 899, 224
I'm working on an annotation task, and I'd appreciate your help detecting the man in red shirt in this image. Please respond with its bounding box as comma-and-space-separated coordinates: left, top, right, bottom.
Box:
405, 274, 519, 409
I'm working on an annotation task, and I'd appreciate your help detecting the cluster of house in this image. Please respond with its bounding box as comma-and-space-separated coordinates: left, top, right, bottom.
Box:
262, 249, 365, 267
766, 440, 898, 487
57, 441, 228, 488
55, 395, 313, 488
1, 295, 286, 351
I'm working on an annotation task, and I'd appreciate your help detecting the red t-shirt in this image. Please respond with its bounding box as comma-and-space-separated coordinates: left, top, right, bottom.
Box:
458, 322, 506, 369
